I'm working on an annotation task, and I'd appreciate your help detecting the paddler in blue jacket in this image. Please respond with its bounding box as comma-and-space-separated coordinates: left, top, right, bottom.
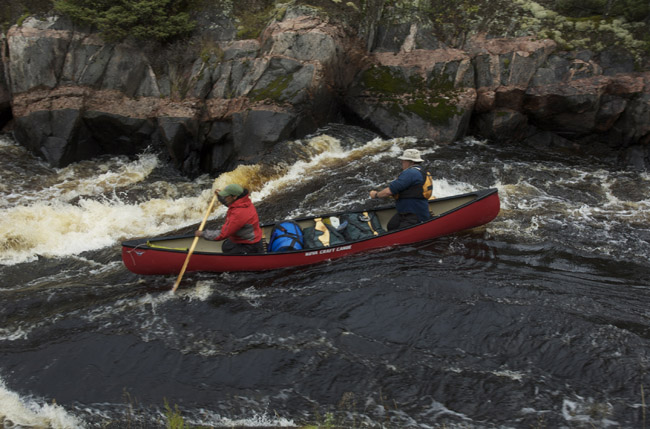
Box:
369, 148, 432, 231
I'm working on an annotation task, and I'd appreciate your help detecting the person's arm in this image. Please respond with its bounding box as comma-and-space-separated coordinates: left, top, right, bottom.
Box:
369, 187, 392, 199
196, 228, 221, 240
370, 169, 419, 199
211, 210, 248, 241
195, 189, 225, 239
196, 208, 247, 241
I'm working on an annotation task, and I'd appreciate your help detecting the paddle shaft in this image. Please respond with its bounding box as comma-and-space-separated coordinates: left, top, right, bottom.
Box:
171, 193, 218, 293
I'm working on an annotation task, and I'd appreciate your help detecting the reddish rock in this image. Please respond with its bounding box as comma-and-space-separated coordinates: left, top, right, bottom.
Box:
3, 13, 650, 172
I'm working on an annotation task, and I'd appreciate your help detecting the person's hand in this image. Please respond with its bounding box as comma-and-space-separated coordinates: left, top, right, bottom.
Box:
195, 230, 203, 238
370, 190, 379, 199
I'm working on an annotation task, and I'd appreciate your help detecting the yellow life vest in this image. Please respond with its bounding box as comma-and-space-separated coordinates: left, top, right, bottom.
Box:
393, 165, 435, 200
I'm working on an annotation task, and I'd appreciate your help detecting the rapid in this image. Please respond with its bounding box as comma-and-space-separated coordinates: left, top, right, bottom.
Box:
0, 125, 649, 428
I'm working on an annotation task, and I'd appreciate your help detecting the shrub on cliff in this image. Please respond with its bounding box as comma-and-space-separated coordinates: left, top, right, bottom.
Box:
53, 0, 197, 42
1, 0, 53, 31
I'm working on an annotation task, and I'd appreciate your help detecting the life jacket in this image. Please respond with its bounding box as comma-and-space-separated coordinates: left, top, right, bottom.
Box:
303, 218, 346, 248
267, 220, 304, 252
394, 165, 434, 200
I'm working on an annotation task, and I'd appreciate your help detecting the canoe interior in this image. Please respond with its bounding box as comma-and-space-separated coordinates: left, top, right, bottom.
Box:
141, 193, 479, 255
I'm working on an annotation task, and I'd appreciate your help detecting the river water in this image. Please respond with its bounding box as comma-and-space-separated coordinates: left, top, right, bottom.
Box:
0, 126, 649, 428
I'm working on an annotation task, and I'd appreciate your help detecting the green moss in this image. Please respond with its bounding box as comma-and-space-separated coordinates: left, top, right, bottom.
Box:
16, 11, 30, 26
294, 0, 363, 26
516, 0, 649, 63
248, 74, 294, 102
360, 65, 462, 125
566, 15, 607, 23
404, 98, 461, 125
361, 66, 414, 95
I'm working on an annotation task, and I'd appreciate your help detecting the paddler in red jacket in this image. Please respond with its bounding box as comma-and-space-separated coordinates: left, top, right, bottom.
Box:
195, 184, 264, 254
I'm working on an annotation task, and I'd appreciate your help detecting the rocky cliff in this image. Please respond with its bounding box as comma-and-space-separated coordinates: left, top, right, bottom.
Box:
1, 1, 649, 174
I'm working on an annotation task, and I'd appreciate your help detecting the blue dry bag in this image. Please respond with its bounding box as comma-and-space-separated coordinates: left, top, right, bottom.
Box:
267, 220, 304, 252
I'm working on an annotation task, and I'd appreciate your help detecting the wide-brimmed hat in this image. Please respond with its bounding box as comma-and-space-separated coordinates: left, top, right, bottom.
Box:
218, 184, 244, 197
397, 148, 424, 163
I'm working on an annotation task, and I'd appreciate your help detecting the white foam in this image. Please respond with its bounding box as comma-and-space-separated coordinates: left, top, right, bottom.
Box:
193, 410, 295, 427
251, 135, 347, 201
0, 186, 227, 265
1, 134, 374, 264
184, 280, 216, 301
0, 326, 31, 341
0, 132, 432, 265
0, 311, 65, 342
431, 178, 474, 198
490, 369, 524, 381
562, 397, 618, 427
0, 153, 160, 209
0, 377, 86, 428
418, 398, 470, 421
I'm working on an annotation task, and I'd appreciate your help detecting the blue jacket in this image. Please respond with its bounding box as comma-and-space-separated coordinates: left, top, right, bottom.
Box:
388, 167, 432, 222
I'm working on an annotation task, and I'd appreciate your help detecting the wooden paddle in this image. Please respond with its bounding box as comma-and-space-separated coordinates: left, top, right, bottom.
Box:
171, 192, 218, 293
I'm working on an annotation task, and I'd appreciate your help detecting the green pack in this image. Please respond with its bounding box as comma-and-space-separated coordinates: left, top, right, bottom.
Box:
340, 212, 385, 241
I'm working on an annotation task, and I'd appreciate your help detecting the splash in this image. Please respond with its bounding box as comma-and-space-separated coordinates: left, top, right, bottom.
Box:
212, 164, 268, 195
0, 195, 211, 265
201, 411, 295, 427
0, 147, 160, 209
0, 377, 85, 428
0, 151, 217, 265
0, 132, 409, 265
251, 135, 347, 201
561, 397, 618, 427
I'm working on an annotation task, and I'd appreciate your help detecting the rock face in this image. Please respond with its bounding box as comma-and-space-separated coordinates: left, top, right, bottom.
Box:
470, 38, 650, 153
2, 7, 650, 173
3, 14, 345, 174
345, 48, 476, 143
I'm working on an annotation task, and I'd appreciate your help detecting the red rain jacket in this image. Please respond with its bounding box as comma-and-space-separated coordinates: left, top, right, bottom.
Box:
204, 194, 263, 244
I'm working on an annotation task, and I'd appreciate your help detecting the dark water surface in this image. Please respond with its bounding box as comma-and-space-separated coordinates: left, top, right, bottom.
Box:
1, 129, 649, 428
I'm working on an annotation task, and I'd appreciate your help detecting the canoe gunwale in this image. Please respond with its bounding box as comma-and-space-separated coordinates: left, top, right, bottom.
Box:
121, 188, 499, 258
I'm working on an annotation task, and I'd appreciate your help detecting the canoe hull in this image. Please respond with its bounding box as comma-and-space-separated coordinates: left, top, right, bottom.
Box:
122, 188, 500, 275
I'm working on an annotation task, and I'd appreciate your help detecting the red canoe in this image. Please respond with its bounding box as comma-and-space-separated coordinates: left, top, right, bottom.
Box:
121, 188, 500, 275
